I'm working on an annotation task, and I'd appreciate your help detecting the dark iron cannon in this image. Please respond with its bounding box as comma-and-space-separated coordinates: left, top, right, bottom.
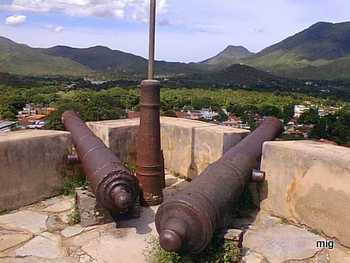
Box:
62, 111, 139, 215
155, 117, 283, 254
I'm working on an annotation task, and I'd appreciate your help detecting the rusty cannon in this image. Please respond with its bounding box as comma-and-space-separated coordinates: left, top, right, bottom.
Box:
155, 117, 283, 254
62, 111, 139, 215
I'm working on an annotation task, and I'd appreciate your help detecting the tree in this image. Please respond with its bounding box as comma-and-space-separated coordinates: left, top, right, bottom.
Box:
0, 107, 16, 120
282, 104, 295, 123
259, 104, 282, 118
214, 109, 228, 122
309, 110, 350, 146
299, 108, 319, 124
227, 104, 244, 116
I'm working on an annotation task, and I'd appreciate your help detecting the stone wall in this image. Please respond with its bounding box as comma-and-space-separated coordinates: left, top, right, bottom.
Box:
260, 140, 350, 247
0, 130, 72, 211
87, 117, 249, 178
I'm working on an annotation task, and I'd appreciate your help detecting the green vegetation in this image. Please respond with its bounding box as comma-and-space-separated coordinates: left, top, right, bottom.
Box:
299, 108, 320, 125
0, 209, 9, 216
68, 208, 81, 225
308, 107, 350, 145
0, 76, 349, 145
293, 106, 350, 145
0, 37, 90, 76
62, 173, 87, 196
203, 45, 254, 67
144, 236, 241, 263
243, 22, 350, 80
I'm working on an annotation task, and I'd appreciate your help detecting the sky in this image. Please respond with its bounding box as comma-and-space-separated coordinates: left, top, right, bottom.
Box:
0, 0, 349, 62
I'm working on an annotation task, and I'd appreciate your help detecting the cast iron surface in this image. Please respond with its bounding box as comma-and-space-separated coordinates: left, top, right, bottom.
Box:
155, 117, 283, 254
62, 110, 139, 214
136, 80, 164, 206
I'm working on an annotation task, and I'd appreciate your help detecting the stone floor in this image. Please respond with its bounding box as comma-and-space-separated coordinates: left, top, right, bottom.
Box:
240, 210, 350, 263
0, 174, 350, 263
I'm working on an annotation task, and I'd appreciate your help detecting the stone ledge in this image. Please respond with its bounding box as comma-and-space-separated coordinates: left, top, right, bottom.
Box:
0, 130, 72, 211
87, 117, 249, 178
260, 140, 350, 247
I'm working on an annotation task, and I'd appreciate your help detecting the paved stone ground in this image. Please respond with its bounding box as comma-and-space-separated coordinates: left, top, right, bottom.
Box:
239, 210, 350, 263
0, 174, 188, 263
1, 175, 349, 263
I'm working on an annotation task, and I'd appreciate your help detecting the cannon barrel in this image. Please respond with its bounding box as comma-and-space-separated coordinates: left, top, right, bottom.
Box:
62, 111, 139, 214
155, 117, 283, 254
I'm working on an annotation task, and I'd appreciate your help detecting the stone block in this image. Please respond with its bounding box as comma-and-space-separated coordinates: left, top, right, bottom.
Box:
87, 117, 249, 178
260, 140, 350, 247
161, 117, 248, 178
223, 228, 244, 244
0, 130, 71, 211
87, 119, 139, 165
243, 222, 324, 263
75, 188, 113, 227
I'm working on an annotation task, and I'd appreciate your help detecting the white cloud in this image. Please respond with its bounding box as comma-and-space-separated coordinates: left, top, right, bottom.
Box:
54, 26, 64, 32
2, 0, 168, 21
5, 14, 26, 26
45, 24, 64, 33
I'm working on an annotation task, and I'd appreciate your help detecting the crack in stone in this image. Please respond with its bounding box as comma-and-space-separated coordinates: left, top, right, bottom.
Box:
283, 248, 330, 263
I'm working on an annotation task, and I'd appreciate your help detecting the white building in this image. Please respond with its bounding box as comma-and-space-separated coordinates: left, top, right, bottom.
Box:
294, 105, 310, 118
200, 108, 218, 120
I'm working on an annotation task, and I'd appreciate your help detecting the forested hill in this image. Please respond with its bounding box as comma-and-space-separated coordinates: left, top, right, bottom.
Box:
243, 22, 350, 80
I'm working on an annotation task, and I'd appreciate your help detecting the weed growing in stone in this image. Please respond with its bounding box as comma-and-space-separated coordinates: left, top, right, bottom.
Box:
280, 217, 289, 224
68, 208, 81, 225
126, 162, 137, 174
0, 209, 9, 215
144, 235, 241, 263
62, 173, 87, 196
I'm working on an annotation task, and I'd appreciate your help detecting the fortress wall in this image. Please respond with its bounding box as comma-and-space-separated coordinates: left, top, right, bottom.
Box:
260, 140, 350, 247
0, 130, 72, 211
87, 117, 249, 178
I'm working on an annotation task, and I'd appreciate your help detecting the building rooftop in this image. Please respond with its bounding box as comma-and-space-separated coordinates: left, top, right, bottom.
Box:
0, 121, 16, 130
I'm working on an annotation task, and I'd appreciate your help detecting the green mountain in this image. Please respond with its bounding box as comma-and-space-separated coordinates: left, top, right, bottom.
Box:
0, 37, 90, 76
0, 37, 203, 77
43, 45, 203, 76
276, 56, 350, 80
202, 45, 254, 68
43, 46, 147, 73
174, 64, 285, 87
243, 22, 350, 80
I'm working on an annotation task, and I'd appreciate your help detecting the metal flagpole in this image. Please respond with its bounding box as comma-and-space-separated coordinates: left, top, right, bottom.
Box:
148, 0, 156, 80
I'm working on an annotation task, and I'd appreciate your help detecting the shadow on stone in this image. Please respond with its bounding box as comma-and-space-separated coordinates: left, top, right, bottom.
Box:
117, 207, 156, 235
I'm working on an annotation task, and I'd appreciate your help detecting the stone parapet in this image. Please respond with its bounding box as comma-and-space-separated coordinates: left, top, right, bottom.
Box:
87, 117, 249, 178
260, 140, 350, 247
0, 130, 72, 211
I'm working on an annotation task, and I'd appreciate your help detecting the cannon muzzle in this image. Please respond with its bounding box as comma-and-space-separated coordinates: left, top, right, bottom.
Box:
155, 117, 283, 254
62, 111, 139, 215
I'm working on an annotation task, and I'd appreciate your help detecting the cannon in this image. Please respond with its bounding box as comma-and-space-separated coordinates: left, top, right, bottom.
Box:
136, 80, 164, 206
155, 117, 283, 254
62, 111, 139, 215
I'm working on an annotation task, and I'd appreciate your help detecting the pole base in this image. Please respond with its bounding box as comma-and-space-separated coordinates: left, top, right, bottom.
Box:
141, 192, 163, 206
